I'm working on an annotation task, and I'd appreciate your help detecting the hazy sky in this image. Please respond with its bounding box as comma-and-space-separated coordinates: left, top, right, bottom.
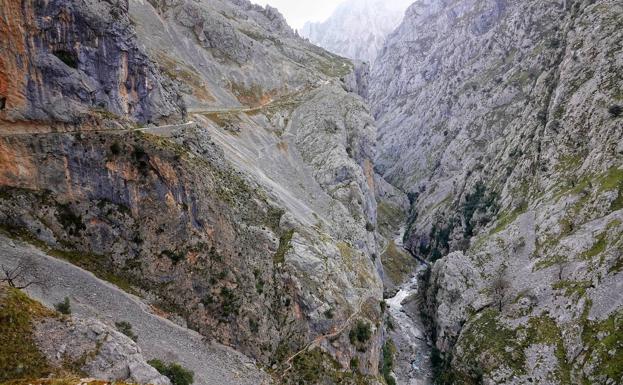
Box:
252, 0, 341, 30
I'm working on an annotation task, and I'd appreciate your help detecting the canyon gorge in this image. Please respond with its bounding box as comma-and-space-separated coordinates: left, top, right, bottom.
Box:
0, 1, 621, 385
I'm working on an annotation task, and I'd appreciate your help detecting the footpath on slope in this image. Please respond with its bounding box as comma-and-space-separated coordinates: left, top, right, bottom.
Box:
278, 295, 368, 380
0, 82, 328, 138
0, 234, 272, 385
0, 121, 197, 138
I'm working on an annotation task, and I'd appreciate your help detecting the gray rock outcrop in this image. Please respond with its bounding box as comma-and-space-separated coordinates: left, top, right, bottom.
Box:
35, 316, 170, 385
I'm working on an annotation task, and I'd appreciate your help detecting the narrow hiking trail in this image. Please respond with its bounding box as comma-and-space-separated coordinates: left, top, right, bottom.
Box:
278, 295, 370, 380
0, 121, 197, 138
0, 83, 326, 138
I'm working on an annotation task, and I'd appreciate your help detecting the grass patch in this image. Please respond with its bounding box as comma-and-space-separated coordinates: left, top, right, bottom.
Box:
0, 287, 54, 381
48, 248, 139, 297
581, 309, 623, 382
534, 255, 567, 271
381, 240, 417, 286
552, 280, 592, 298
0, 226, 140, 297
581, 233, 607, 260
555, 154, 583, 172
377, 201, 406, 239
489, 206, 526, 235
337, 242, 354, 261
283, 348, 369, 385
203, 112, 242, 131
452, 310, 570, 382
273, 230, 294, 265
456, 309, 523, 374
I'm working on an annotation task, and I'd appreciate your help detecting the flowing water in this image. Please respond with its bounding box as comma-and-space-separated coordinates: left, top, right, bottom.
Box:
386, 227, 433, 385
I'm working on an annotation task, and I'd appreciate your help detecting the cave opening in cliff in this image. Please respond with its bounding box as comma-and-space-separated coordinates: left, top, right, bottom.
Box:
0, 97, 5, 110
53, 50, 78, 69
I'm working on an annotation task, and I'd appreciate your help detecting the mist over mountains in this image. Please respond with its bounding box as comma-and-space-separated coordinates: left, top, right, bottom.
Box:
300, 0, 413, 63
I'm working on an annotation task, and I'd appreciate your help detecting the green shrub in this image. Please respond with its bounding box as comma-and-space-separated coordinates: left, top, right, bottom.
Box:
201, 293, 214, 306
380, 301, 387, 313
132, 145, 150, 175
425, 221, 455, 262
381, 341, 396, 385
162, 250, 184, 264
255, 279, 264, 294
110, 142, 122, 156
324, 308, 334, 319
609, 105, 622, 118
54, 297, 71, 315
249, 318, 259, 334
220, 287, 240, 318
115, 321, 138, 342
349, 320, 372, 345
56, 203, 86, 236
350, 356, 359, 371
148, 359, 194, 385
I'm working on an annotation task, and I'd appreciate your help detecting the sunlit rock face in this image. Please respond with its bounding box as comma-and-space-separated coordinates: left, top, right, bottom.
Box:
370, 0, 623, 383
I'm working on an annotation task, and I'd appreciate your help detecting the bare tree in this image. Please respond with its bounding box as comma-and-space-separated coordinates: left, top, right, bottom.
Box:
1, 258, 43, 290
491, 268, 510, 312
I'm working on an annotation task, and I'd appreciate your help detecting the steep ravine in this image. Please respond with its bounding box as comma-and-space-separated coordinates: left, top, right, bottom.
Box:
385, 226, 433, 385
370, 1, 623, 384
0, 0, 621, 384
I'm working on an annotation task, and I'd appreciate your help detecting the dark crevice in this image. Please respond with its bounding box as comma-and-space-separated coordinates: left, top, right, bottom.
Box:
53, 50, 79, 69
403, 243, 431, 267
0, 97, 5, 110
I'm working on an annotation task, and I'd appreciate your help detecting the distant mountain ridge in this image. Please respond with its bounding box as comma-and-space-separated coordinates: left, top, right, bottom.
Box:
300, 0, 412, 63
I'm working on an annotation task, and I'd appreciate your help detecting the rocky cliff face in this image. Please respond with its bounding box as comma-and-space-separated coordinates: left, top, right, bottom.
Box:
370, 0, 622, 384
0, 1, 385, 384
0, 0, 184, 125
300, 0, 412, 64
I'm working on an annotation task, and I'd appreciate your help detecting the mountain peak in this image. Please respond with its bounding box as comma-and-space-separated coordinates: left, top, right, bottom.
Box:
300, 0, 412, 63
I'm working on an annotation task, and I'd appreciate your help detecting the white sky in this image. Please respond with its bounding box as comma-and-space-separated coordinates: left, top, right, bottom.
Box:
252, 0, 342, 30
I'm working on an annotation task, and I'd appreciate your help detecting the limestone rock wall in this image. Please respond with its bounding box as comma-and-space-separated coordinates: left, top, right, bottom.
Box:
0, 0, 184, 125
370, 0, 623, 383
